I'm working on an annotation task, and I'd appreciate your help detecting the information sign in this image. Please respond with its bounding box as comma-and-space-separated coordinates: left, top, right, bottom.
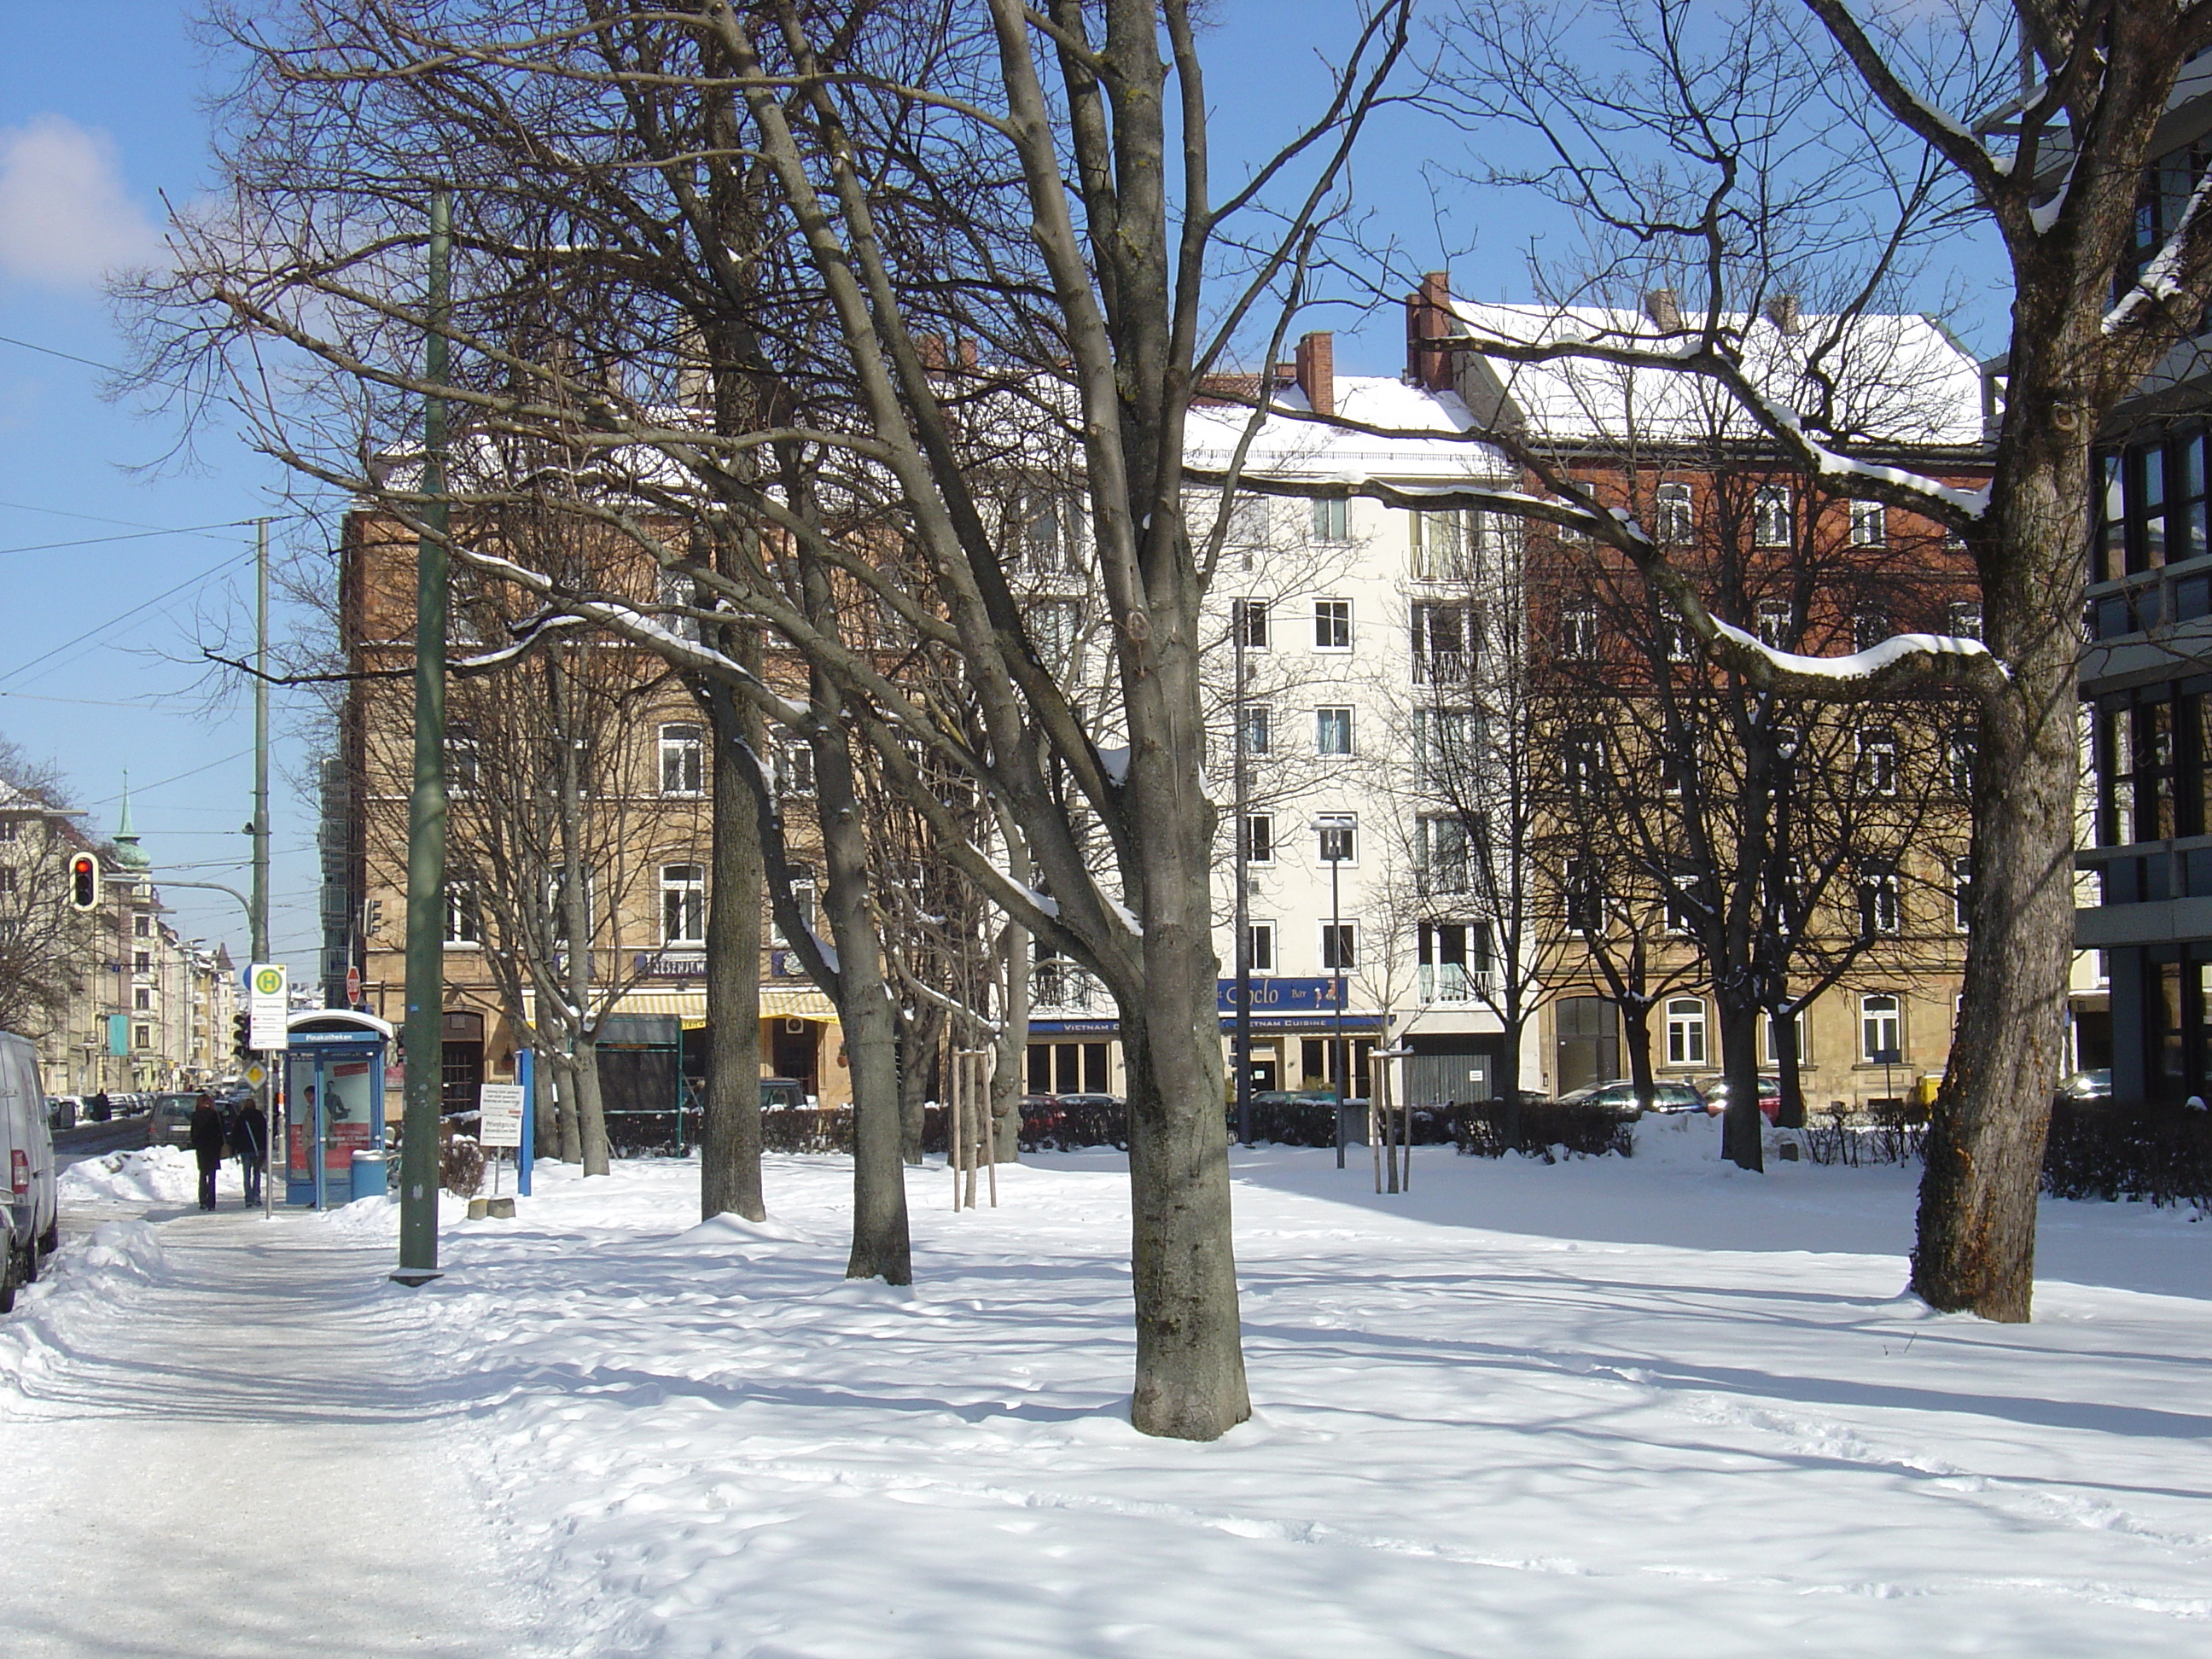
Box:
477, 1082, 526, 1149
248, 963, 290, 1051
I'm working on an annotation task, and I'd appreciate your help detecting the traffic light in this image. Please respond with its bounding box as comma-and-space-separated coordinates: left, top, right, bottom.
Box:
233, 1010, 253, 1064
67, 853, 99, 911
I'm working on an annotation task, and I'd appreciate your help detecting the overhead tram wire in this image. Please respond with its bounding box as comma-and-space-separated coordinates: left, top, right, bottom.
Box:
0, 546, 257, 691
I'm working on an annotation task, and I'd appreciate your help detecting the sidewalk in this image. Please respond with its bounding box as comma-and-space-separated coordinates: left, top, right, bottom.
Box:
0, 1199, 540, 1659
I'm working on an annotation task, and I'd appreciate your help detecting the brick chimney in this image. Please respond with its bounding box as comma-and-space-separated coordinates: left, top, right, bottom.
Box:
1406, 271, 1453, 393
1294, 330, 1335, 417
1643, 288, 1683, 331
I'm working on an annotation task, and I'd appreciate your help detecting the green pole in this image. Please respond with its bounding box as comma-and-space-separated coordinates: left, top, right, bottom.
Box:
396, 189, 451, 1284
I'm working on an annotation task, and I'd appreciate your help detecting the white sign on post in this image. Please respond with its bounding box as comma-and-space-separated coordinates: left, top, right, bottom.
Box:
247, 963, 289, 1051
477, 1083, 526, 1149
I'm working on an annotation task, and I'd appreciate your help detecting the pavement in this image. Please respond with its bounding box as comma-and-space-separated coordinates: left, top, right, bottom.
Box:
0, 1196, 543, 1658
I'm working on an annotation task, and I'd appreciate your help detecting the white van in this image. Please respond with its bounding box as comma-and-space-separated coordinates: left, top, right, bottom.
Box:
0, 1030, 59, 1313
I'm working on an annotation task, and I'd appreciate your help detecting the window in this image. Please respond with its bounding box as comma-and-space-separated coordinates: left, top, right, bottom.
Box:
1314, 599, 1353, 650
1242, 705, 1274, 757
1316, 813, 1357, 864
661, 863, 707, 946
657, 566, 702, 642
0, 867, 13, 895
1413, 707, 1476, 792
1312, 497, 1349, 543
134, 1023, 151, 1051
1857, 725, 1898, 795
1018, 489, 1072, 572
1948, 727, 1977, 796
133, 987, 152, 1011
1244, 920, 1276, 974
0, 820, 16, 841
1563, 859, 1604, 933
1320, 922, 1359, 972
1860, 993, 1902, 1062
771, 866, 818, 948
1418, 921, 1485, 1004
1656, 603, 1696, 663
443, 885, 480, 946
1242, 812, 1274, 864
547, 870, 593, 943
133, 951, 150, 974
1953, 856, 1973, 933
1411, 602, 1472, 684
1660, 747, 1696, 798
1761, 1009, 1811, 1067
1560, 601, 1598, 659
1563, 725, 1605, 798
1237, 598, 1270, 650
445, 725, 480, 794
1859, 868, 1901, 937
1315, 706, 1355, 756
1755, 599, 1793, 649
1947, 601, 1983, 640
1854, 610, 1889, 653
771, 736, 814, 797
1418, 815, 1471, 892
1410, 510, 1466, 580
1656, 480, 1694, 543
1031, 599, 1081, 672
1664, 875, 1700, 935
134, 915, 151, 939
1848, 498, 1886, 547
1666, 998, 1708, 1065
659, 723, 705, 796
1754, 484, 1794, 548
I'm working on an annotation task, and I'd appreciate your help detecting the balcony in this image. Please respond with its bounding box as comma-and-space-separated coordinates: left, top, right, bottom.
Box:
1032, 963, 1106, 1013
1417, 963, 1493, 1004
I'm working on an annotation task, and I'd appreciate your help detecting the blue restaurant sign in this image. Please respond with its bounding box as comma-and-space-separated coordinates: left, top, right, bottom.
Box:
1217, 977, 1344, 1013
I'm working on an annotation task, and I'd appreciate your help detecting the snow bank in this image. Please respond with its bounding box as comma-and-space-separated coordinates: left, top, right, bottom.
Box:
59, 1145, 200, 1207
353, 1148, 2212, 1657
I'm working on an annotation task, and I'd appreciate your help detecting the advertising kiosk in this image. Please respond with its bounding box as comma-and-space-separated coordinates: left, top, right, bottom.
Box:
282, 1010, 393, 1209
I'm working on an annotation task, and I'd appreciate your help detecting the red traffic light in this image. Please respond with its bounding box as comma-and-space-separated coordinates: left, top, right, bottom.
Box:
67, 853, 100, 911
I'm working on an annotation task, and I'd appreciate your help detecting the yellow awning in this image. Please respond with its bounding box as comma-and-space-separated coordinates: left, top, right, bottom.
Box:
524, 983, 838, 1028
760, 986, 838, 1022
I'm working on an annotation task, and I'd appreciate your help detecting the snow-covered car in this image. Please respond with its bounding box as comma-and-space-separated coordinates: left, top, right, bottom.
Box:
1554, 1080, 1706, 1118
0, 1030, 59, 1313
147, 1093, 204, 1150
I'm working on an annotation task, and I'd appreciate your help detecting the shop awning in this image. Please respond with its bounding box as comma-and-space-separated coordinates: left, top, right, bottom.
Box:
760, 986, 838, 1022
522, 983, 839, 1028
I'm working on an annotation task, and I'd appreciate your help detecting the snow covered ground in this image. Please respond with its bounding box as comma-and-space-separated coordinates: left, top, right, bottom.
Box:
4, 1122, 2209, 1656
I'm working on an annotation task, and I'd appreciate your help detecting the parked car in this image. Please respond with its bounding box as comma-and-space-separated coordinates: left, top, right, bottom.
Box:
1, 1031, 60, 1313
1703, 1076, 1784, 1122
1554, 1079, 1706, 1118
2057, 1068, 2112, 1102
147, 1092, 204, 1150
46, 1095, 80, 1132
759, 1077, 808, 1111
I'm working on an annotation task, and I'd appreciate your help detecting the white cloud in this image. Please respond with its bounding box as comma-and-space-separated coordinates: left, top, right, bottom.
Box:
0, 114, 163, 288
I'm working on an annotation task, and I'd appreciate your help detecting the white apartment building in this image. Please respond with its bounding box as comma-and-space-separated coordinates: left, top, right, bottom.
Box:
1024, 335, 1537, 1108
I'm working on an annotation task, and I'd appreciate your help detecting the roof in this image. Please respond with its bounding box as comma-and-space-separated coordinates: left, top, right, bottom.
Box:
1441, 301, 1988, 451
1185, 375, 1511, 483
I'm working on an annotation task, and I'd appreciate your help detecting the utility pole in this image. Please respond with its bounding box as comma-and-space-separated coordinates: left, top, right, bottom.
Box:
1232, 600, 1252, 1149
252, 517, 275, 1219
396, 188, 451, 1284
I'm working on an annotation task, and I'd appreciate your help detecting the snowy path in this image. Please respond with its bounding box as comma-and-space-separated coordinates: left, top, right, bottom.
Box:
0, 1185, 537, 1658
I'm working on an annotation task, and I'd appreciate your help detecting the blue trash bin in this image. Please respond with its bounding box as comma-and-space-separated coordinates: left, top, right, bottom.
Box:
350, 1150, 388, 1199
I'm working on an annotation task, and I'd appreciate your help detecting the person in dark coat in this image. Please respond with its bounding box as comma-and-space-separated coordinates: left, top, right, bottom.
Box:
188, 1092, 226, 1211
228, 1097, 267, 1208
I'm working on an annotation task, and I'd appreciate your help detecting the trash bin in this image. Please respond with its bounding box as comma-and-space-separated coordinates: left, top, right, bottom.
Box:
350, 1150, 388, 1199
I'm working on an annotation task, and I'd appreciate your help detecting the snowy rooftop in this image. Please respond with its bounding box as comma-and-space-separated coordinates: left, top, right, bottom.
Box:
1444, 300, 1988, 451
1186, 374, 1512, 484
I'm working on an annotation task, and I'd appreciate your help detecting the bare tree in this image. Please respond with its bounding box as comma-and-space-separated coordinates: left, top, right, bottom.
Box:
1383, 0, 2212, 1319
0, 744, 99, 1040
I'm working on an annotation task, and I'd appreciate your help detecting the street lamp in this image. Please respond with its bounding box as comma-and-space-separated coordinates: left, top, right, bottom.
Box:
1314, 814, 1351, 1169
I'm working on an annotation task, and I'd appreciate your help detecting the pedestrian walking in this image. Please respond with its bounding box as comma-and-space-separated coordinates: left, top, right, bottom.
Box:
189, 1092, 226, 1212
229, 1096, 268, 1208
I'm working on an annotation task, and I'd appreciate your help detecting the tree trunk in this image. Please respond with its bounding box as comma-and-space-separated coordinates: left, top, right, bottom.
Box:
1716, 997, 1764, 1172
701, 679, 765, 1222
896, 1003, 942, 1167
1621, 998, 1657, 1115
1912, 427, 2083, 1321
529, 1054, 560, 1161
1772, 998, 1807, 1130
550, 1055, 580, 1162
814, 719, 911, 1284
573, 1033, 611, 1177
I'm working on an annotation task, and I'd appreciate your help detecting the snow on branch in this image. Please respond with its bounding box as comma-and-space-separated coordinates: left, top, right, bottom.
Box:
1708, 619, 2007, 692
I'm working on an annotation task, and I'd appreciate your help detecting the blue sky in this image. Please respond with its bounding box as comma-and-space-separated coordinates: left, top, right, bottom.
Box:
0, 3, 2007, 986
